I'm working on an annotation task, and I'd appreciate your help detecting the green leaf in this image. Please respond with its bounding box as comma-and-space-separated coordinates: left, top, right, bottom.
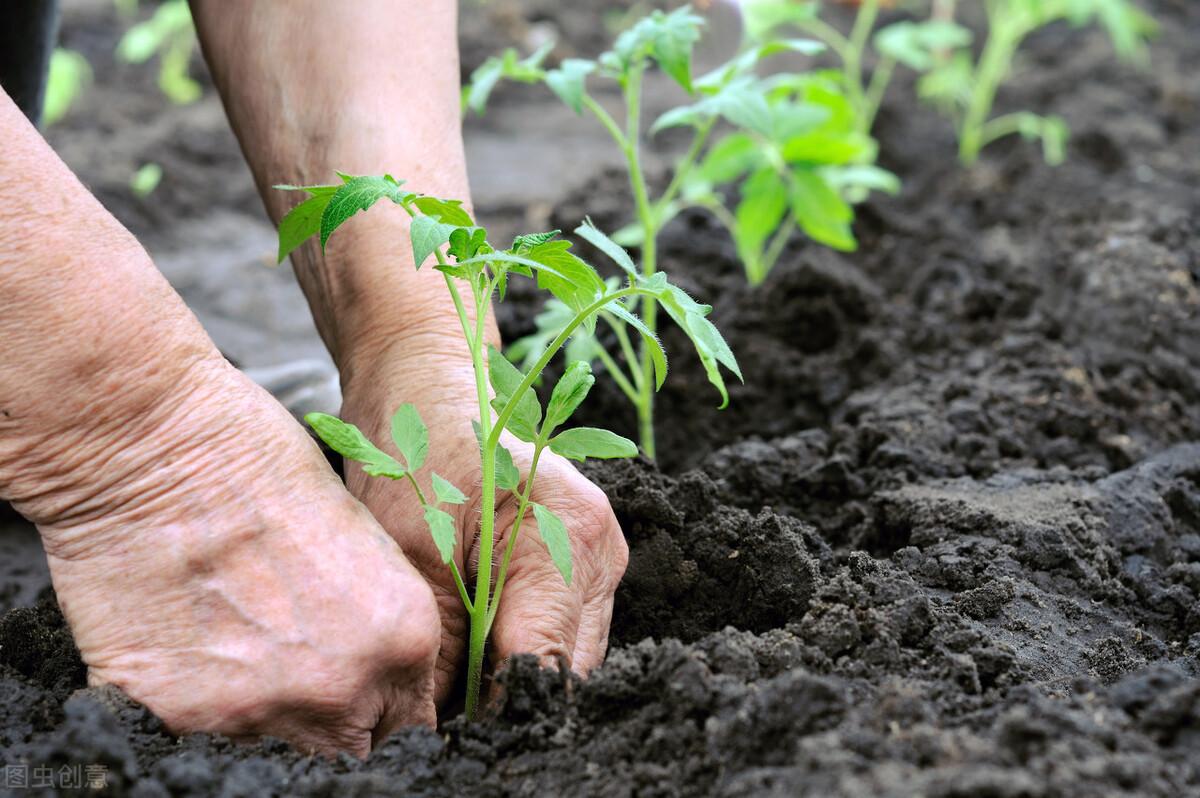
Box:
605, 6, 703, 91
390, 404, 429, 472
319, 175, 410, 249
874, 21, 973, 72
43, 48, 92, 126
277, 192, 335, 263
822, 164, 901, 200
697, 133, 762, 184
550, 427, 638, 462
423, 506, 458, 564
488, 345, 542, 442
411, 215, 460, 267
495, 443, 521, 491
789, 168, 857, 251
448, 227, 488, 261
511, 230, 562, 251
545, 360, 595, 433
733, 167, 789, 281
545, 58, 595, 114
657, 284, 742, 407
305, 412, 407, 479
526, 240, 607, 313
432, 473, 467, 505
531, 503, 572, 585
574, 220, 638, 279
465, 44, 554, 114
465, 54, 506, 114
740, 0, 819, 42
414, 196, 475, 227
649, 6, 704, 92
781, 130, 873, 166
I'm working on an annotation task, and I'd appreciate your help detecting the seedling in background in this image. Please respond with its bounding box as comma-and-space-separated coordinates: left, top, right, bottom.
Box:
916, 0, 1155, 164
275, 173, 739, 718
758, 0, 1154, 165
467, 5, 891, 455
116, 0, 202, 105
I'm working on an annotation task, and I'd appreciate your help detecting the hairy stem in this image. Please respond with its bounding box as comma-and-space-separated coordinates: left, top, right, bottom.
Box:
484, 441, 546, 635
622, 65, 660, 460
427, 241, 495, 720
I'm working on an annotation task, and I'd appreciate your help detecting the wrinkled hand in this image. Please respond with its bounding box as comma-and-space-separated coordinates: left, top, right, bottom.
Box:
35, 358, 441, 757
341, 346, 629, 705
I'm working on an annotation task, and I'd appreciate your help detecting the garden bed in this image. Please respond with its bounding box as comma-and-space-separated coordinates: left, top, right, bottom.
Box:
1, 0, 1198, 795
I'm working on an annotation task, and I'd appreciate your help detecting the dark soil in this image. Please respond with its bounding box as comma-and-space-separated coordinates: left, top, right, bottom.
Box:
2, 0, 1199, 795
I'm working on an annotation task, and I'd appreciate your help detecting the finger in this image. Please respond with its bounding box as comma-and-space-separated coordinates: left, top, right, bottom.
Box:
571, 583, 617, 675
486, 521, 584, 698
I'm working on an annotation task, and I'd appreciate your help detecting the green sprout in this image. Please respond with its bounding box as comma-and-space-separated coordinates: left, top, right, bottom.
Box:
759, 0, 1154, 165
275, 173, 740, 718
42, 48, 93, 126
466, 5, 891, 455
116, 0, 202, 105
917, 0, 1155, 165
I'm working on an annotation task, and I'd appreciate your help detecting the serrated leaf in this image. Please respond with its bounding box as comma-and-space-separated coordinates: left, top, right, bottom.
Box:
411, 215, 460, 267
424, 506, 458, 563
526, 240, 606, 313
574, 220, 638, 279
277, 192, 335, 263
449, 227, 489, 261
545, 360, 595, 433
607, 6, 703, 91
649, 6, 704, 92
432, 473, 467, 505
488, 345, 541, 442
414, 196, 475, 227
606, 301, 668, 389
511, 230, 561, 252
531, 503, 572, 585
319, 175, 409, 249
305, 412, 407, 479
390, 404, 429, 472
495, 442, 521, 491
550, 427, 638, 462
657, 284, 742, 408
545, 58, 595, 114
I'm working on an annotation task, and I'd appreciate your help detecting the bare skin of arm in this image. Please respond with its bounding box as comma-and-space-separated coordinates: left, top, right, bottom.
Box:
191, 1, 629, 704
0, 88, 440, 756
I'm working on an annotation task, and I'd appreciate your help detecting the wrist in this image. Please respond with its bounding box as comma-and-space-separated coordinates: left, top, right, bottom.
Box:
286, 203, 500, 387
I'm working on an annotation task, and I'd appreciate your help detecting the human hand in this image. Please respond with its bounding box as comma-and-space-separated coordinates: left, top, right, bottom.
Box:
339, 340, 629, 706
27, 356, 442, 757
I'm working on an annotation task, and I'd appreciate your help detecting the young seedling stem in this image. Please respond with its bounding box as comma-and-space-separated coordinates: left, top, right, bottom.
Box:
277, 171, 738, 719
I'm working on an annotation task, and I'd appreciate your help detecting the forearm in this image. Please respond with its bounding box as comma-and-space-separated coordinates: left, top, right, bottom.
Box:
0, 90, 219, 521
190, 1, 495, 384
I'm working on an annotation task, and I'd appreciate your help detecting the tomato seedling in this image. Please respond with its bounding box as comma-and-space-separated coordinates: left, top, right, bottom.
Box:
274, 173, 739, 718
917, 0, 1155, 164
467, 5, 893, 455
756, 0, 1154, 165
